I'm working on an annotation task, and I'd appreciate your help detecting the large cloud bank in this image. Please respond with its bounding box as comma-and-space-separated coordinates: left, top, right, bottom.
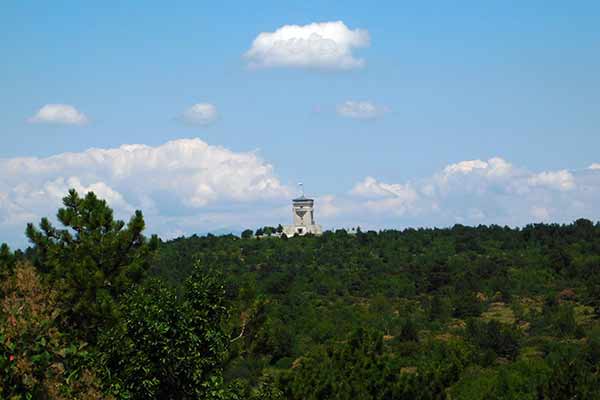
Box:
2, 142, 600, 248
337, 157, 600, 229
245, 21, 370, 70
0, 139, 291, 246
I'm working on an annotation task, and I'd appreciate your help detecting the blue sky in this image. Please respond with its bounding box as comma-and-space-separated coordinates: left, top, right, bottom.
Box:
1, 1, 600, 246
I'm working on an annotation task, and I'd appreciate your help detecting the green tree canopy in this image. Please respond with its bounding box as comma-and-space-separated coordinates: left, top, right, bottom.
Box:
99, 265, 230, 400
26, 189, 158, 341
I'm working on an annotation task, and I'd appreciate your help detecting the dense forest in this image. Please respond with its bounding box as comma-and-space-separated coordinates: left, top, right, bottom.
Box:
2, 189, 600, 399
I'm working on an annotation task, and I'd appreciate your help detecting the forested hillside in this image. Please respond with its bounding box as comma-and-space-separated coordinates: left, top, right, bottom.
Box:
152, 221, 600, 398
2, 190, 600, 399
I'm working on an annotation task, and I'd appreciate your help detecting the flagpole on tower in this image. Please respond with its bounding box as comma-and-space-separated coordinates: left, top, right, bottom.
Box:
298, 182, 304, 197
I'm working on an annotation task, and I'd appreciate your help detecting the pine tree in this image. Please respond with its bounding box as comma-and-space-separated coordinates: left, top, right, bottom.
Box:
26, 189, 158, 341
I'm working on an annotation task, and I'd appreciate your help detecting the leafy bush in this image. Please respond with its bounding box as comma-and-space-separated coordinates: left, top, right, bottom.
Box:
98, 265, 230, 399
0, 262, 105, 399
466, 319, 521, 361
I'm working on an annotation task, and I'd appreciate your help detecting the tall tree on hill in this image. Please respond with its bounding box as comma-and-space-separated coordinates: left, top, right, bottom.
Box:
25, 189, 158, 341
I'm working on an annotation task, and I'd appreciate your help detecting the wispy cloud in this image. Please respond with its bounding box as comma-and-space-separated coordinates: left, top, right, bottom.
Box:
28, 104, 89, 125
336, 100, 389, 119
180, 103, 218, 126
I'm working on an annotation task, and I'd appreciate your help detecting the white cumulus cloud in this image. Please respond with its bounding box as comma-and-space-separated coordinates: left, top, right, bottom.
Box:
531, 205, 551, 221
440, 158, 514, 179
28, 104, 89, 125
351, 177, 417, 200
528, 170, 575, 191
4, 144, 600, 248
336, 101, 388, 120
351, 177, 420, 216
589, 163, 600, 170
0, 138, 291, 247
317, 195, 342, 218
245, 21, 370, 70
180, 103, 218, 126
339, 158, 600, 228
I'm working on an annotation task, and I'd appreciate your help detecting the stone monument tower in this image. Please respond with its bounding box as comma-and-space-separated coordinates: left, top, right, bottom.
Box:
283, 183, 323, 236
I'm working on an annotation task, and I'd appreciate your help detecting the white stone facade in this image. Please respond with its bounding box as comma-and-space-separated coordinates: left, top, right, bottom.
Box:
283, 196, 323, 236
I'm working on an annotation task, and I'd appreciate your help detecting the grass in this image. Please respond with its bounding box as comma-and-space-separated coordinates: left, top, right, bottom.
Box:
481, 302, 516, 325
